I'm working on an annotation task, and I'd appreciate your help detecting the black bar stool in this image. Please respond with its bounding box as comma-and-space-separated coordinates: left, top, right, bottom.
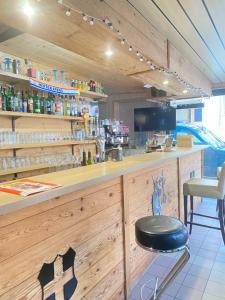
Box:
183, 163, 225, 244
135, 215, 190, 300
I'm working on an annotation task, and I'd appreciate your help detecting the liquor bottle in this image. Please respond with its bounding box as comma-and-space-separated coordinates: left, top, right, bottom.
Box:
1, 88, 7, 111
0, 86, 3, 111
54, 95, 63, 115
87, 150, 92, 165
63, 96, 71, 116
22, 91, 27, 113
7, 87, 14, 111
17, 91, 23, 112
82, 151, 87, 166
27, 92, 34, 113
45, 93, 53, 115
33, 91, 41, 114
40, 93, 45, 114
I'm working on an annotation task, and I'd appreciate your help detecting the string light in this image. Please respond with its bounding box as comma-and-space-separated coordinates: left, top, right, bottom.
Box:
82, 13, 88, 21
53, 0, 206, 96
65, 8, 71, 16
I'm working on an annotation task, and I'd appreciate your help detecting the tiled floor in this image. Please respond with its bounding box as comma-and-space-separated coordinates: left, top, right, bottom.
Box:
128, 199, 225, 300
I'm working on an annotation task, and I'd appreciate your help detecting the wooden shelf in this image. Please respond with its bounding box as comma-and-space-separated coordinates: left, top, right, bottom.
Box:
0, 111, 84, 121
0, 163, 49, 176
0, 140, 96, 150
0, 70, 29, 84
80, 90, 108, 99
0, 70, 108, 99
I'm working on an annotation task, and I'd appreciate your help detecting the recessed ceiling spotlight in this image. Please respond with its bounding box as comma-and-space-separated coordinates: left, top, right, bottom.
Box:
183, 89, 188, 94
23, 4, 34, 17
105, 49, 113, 57
163, 80, 169, 85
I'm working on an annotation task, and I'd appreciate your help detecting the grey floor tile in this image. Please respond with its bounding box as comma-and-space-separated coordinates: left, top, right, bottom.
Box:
193, 255, 214, 269
205, 281, 225, 298
182, 274, 208, 291
197, 248, 218, 260
176, 285, 204, 300
147, 263, 169, 278
202, 292, 225, 300
188, 264, 212, 279
173, 271, 187, 284
212, 261, 225, 273
159, 295, 174, 300
163, 282, 181, 297
154, 254, 176, 268
209, 269, 225, 284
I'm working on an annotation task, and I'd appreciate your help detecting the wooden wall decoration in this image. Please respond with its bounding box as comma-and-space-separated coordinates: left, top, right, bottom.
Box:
38, 247, 77, 300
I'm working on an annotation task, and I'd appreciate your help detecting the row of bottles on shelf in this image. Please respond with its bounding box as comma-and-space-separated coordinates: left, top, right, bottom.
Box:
0, 85, 99, 117
1, 57, 104, 93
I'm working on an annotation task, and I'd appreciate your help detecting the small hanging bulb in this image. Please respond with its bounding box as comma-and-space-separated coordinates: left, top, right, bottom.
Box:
108, 23, 113, 30
150, 64, 155, 70
139, 57, 144, 62
128, 46, 133, 51
121, 39, 125, 45
89, 18, 94, 25
57, 0, 63, 4
147, 60, 151, 64
65, 8, 71, 16
117, 30, 122, 36
136, 51, 140, 56
82, 13, 88, 21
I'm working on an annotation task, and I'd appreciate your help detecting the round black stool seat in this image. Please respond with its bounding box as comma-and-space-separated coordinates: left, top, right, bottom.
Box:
135, 215, 188, 252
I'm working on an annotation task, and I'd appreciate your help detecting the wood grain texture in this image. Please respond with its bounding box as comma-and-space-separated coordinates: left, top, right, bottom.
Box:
0, 149, 203, 299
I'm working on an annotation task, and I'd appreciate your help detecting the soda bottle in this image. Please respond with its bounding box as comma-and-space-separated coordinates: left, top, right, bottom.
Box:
17, 91, 23, 112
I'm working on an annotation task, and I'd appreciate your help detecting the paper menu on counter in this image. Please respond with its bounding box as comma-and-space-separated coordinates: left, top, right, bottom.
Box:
0, 179, 61, 196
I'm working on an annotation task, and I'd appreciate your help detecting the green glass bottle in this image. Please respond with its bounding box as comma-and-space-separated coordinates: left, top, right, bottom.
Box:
33, 91, 41, 114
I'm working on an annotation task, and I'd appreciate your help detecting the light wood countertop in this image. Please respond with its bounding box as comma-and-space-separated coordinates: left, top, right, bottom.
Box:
0, 145, 207, 215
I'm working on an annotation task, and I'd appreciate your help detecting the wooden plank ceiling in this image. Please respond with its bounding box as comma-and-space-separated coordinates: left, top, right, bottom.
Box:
128, 0, 225, 86
0, 0, 222, 98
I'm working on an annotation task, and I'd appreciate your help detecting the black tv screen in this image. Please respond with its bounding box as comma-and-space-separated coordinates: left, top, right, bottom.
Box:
134, 107, 176, 132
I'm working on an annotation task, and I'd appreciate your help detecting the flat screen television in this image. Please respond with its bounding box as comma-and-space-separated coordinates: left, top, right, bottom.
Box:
134, 107, 176, 132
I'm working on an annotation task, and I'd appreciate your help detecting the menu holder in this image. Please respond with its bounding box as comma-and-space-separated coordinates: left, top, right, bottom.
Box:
0, 179, 61, 196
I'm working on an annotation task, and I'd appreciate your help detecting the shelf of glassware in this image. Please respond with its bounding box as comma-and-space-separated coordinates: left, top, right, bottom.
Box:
0, 140, 96, 150
0, 163, 50, 177
0, 70, 108, 99
0, 111, 84, 121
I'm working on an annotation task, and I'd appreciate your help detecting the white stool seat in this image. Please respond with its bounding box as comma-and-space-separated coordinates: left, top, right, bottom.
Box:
183, 178, 220, 199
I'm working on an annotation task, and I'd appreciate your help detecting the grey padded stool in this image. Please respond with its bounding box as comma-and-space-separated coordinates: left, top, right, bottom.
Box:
183, 162, 225, 244
135, 215, 190, 300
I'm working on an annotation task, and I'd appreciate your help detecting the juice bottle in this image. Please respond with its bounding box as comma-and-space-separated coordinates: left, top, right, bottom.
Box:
27, 92, 34, 113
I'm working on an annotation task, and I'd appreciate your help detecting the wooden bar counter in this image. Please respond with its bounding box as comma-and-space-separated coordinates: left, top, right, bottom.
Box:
0, 146, 206, 300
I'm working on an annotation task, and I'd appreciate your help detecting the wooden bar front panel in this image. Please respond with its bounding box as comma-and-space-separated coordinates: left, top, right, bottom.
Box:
0, 178, 124, 299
